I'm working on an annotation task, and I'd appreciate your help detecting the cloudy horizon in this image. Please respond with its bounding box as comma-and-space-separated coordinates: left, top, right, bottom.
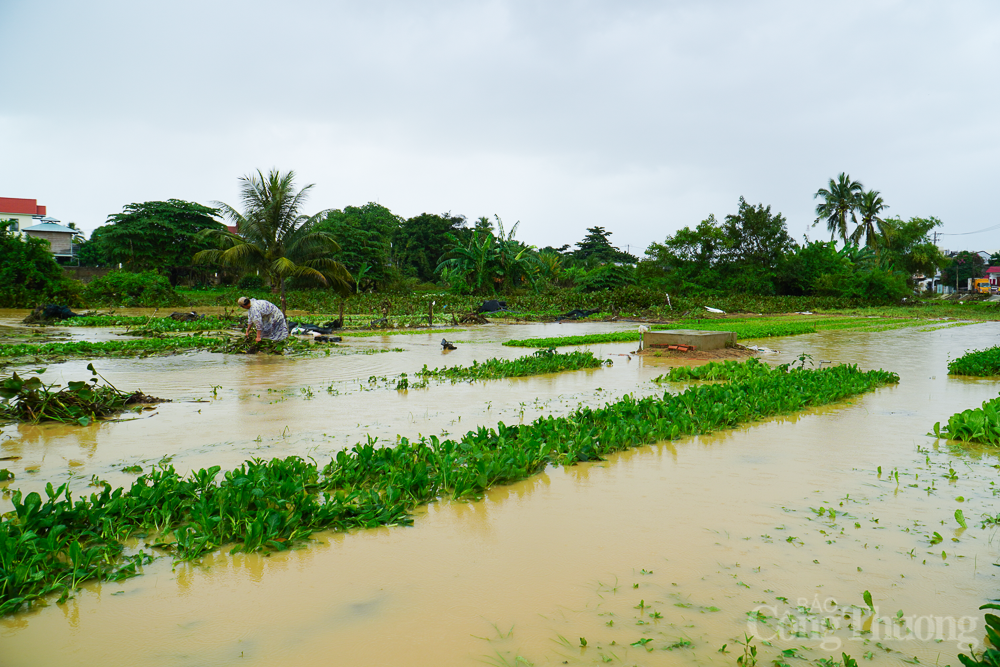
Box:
2, 0, 998, 255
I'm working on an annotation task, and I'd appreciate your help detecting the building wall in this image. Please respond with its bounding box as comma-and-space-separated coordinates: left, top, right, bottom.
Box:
2, 214, 37, 232
24, 230, 73, 255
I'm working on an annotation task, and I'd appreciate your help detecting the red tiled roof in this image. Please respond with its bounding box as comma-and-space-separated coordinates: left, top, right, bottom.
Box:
987, 266, 1000, 274
0, 197, 45, 216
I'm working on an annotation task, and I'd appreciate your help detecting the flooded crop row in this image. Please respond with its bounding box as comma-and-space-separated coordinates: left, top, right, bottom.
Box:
1, 312, 999, 667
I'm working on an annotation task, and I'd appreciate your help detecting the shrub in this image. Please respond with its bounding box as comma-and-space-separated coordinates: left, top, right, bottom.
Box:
82, 271, 183, 307
238, 274, 265, 290
0, 234, 81, 307
577, 264, 637, 292
813, 269, 910, 303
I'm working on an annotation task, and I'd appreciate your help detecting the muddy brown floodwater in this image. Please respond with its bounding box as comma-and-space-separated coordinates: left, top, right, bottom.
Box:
2, 317, 1000, 667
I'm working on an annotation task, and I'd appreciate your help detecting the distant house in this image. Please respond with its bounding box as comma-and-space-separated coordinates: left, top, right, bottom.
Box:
987, 266, 1000, 291
0, 197, 46, 232
21, 219, 80, 262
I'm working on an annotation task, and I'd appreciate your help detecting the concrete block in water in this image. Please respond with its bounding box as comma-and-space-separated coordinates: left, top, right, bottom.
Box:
642, 329, 736, 351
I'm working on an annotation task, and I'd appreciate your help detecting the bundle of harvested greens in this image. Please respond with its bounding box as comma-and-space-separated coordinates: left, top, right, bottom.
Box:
0, 363, 166, 425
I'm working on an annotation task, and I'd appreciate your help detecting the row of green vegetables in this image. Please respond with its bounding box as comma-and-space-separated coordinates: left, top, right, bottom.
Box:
933, 341, 1000, 667
501, 316, 965, 348
0, 335, 333, 361
63, 315, 234, 331
0, 362, 898, 615
415, 349, 609, 382
935, 346, 1000, 445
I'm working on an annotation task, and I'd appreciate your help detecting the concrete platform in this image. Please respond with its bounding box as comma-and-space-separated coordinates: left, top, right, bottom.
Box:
642, 329, 737, 351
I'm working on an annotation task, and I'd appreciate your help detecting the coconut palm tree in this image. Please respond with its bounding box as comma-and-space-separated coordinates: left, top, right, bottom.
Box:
194, 169, 351, 314
850, 190, 890, 249
813, 173, 864, 243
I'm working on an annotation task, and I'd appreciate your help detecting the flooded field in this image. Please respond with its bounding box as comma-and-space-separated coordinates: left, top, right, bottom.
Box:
2, 313, 1000, 667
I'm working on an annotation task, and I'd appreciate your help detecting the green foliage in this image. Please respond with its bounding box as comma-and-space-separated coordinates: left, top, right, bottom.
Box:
958, 604, 1000, 667
947, 346, 1000, 377
416, 350, 610, 382
722, 197, 796, 295
641, 214, 726, 291
653, 357, 775, 383
73, 226, 112, 267
850, 190, 890, 248
0, 232, 80, 308
0, 361, 897, 615
573, 226, 636, 265
315, 202, 402, 290
238, 274, 265, 290
814, 267, 911, 303
0, 364, 137, 425
777, 241, 851, 296
437, 216, 539, 295
503, 320, 816, 348
813, 172, 864, 242
391, 212, 468, 282
932, 395, 1000, 445
577, 263, 637, 292
96, 200, 223, 281
82, 271, 182, 307
942, 249, 987, 288
194, 169, 352, 304
64, 315, 233, 332
0, 336, 224, 361
641, 198, 794, 295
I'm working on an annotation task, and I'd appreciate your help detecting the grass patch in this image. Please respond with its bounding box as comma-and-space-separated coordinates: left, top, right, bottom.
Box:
0, 362, 897, 615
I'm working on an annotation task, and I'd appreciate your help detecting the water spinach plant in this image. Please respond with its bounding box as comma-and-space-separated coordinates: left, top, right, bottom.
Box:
503, 321, 815, 348
0, 336, 226, 361
653, 357, 776, 383
416, 349, 610, 382
0, 361, 897, 615
932, 395, 1000, 446
0, 334, 330, 362
947, 346, 1000, 377
64, 315, 235, 333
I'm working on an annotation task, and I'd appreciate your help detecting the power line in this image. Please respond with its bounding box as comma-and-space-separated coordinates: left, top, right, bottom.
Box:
938, 223, 1000, 236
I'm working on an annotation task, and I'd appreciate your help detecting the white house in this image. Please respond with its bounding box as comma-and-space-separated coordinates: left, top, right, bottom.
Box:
0, 197, 46, 233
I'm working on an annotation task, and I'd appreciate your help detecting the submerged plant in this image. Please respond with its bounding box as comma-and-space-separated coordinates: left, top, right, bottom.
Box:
0, 364, 165, 425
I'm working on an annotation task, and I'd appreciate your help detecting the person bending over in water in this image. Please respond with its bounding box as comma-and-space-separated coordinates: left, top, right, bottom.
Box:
237, 296, 288, 342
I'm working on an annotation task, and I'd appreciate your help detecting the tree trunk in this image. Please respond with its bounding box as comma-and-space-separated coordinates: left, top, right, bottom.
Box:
280, 278, 287, 317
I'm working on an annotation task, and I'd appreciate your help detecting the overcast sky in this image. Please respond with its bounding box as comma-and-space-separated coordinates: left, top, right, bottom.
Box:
2, 0, 998, 254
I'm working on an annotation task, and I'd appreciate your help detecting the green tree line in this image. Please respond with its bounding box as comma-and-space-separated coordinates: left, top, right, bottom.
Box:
4, 169, 988, 308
